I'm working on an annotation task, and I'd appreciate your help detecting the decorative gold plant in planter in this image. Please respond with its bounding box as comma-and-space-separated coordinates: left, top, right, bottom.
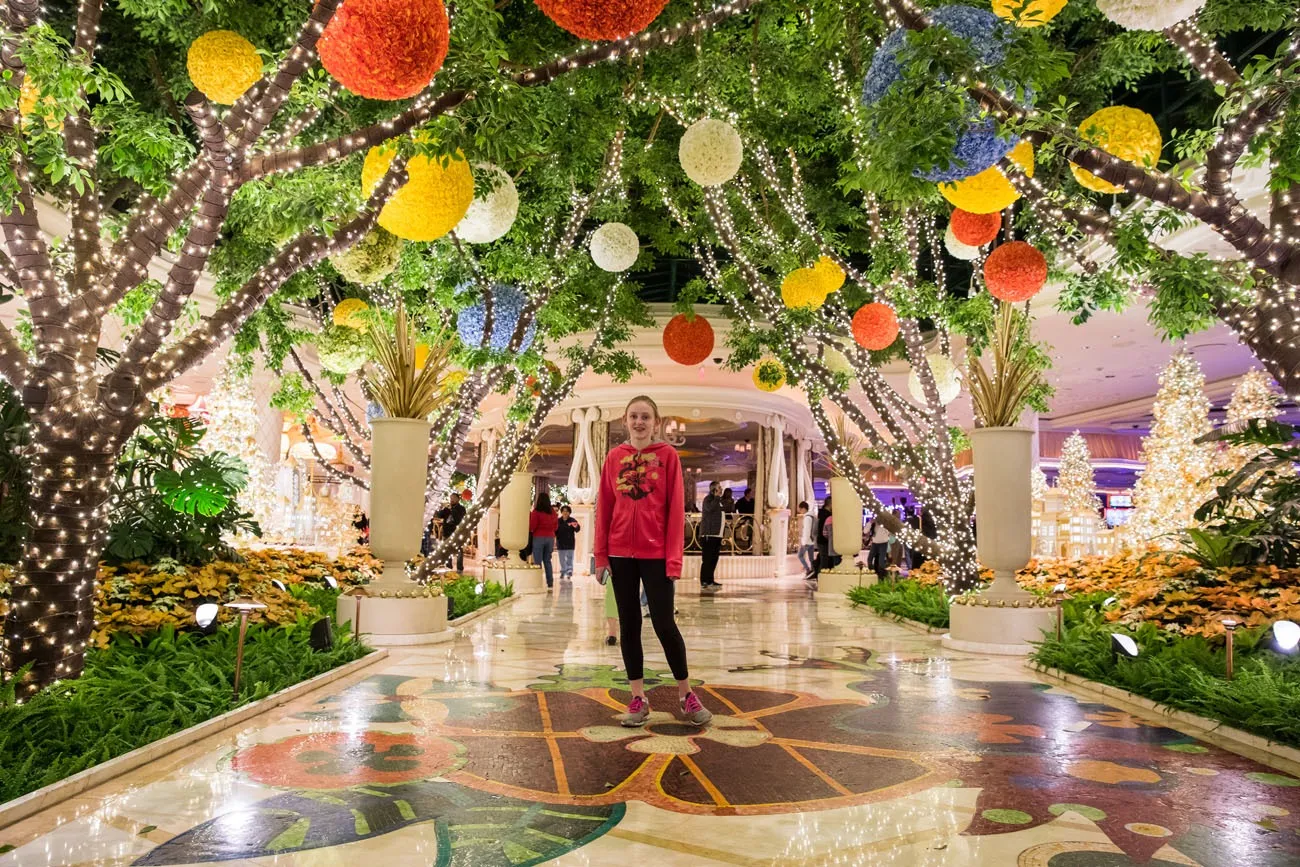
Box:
363, 302, 455, 420
968, 301, 1047, 429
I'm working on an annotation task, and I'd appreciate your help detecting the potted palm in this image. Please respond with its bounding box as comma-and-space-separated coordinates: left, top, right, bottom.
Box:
946, 301, 1056, 653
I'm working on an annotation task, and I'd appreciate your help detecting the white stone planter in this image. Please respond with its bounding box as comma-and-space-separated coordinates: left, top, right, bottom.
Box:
944, 426, 1054, 654
498, 471, 533, 566
829, 476, 863, 559
368, 417, 432, 584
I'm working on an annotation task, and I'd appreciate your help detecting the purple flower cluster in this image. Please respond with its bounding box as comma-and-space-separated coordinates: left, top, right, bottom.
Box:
456, 283, 537, 352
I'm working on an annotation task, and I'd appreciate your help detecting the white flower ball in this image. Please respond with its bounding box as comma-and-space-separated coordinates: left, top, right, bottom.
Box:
679, 118, 744, 187
944, 225, 981, 261
1096, 0, 1206, 31
589, 222, 639, 272
908, 352, 962, 406
824, 344, 854, 375
455, 164, 518, 243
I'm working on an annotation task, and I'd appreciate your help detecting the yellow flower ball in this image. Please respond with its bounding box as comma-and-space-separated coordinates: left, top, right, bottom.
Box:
1070, 106, 1163, 195
939, 140, 1035, 215
332, 298, 371, 329
443, 369, 466, 391
18, 79, 38, 118
413, 342, 430, 369
813, 255, 845, 293
992, 0, 1067, 28
187, 30, 262, 105
753, 358, 787, 392
781, 267, 827, 310
362, 141, 475, 242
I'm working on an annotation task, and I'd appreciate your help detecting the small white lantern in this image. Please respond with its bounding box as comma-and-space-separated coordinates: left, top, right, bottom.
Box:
455, 163, 519, 243
589, 222, 639, 273
679, 118, 743, 187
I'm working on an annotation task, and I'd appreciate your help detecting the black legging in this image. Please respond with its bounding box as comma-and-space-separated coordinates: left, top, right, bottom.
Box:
609, 557, 689, 681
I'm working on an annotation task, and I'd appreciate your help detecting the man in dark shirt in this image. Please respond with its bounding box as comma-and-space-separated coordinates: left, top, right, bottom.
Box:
737, 489, 756, 515
434, 492, 467, 572
555, 505, 580, 580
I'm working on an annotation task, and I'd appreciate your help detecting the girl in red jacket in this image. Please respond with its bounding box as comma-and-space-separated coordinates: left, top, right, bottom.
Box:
595, 396, 712, 728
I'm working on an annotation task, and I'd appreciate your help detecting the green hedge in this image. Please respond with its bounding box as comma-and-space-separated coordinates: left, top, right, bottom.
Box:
1033, 597, 1300, 749
0, 594, 369, 804
847, 580, 950, 629
445, 576, 512, 620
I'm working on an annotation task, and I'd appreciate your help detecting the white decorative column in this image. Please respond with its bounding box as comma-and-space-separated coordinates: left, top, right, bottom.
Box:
795, 438, 816, 509
337, 417, 451, 645
944, 426, 1054, 654
486, 470, 545, 594
817, 475, 871, 599
566, 407, 600, 576
765, 416, 790, 577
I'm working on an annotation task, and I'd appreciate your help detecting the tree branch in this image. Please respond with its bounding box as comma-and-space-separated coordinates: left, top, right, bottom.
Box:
300, 421, 369, 490
287, 346, 371, 470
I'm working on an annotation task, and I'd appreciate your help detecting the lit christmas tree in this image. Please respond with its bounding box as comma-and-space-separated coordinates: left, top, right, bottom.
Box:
1125, 351, 1215, 548
1219, 368, 1281, 475
1057, 431, 1102, 514
201, 363, 279, 541
1030, 464, 1049, 507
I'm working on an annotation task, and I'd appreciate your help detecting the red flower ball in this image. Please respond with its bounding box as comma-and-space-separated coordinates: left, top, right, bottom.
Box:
318, 0, 450, 100
534, 0, 671, 41
852, 303, 899, 351
460, 489, 472, 501
950, 209, 1001, 247
984, 241, 1048, 303
663, 313, 715, 366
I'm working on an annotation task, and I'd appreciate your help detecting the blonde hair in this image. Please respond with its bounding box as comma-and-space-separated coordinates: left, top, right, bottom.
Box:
623, 395, 661, 422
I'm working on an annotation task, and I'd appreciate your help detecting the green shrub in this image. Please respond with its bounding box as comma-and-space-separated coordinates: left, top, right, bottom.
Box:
1033, 599, 1300, 748
445, 576, 511, 619
0, 594, 368, 804
847, 579, 950, 629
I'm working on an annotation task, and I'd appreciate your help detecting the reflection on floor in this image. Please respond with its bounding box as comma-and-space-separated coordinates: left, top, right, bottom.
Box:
3, 578, 1300, 866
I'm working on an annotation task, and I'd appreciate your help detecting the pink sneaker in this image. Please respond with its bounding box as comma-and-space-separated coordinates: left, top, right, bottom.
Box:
621, 696, 650, 727
680, 692, 713, 726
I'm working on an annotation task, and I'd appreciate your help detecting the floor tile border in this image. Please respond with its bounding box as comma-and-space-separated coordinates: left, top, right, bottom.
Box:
0, 648, 389, 830
847, 602, 947, 635
1029, 662, 1300, 776
448, 592, 520, 630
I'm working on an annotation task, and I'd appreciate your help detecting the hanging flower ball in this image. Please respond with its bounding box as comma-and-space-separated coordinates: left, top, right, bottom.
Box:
781, 268, 827, 310
460, 488, 473, 501
455, 164, 518, 244
316, 326, 369, 375
534, 0, 671, 41
366, 401, 385, 424
456, 283, 536, 352
331, 298, 372, 329
362, 140, 475, 242
813, 256, 845, 293
984, 240, 1048, 303
330, 228, 402, 285
908, 353, 963, 406
663, 313, 715, 366
679, 118, 744, 187
318, 0, 450, 100
443, 369, 467, 392
753, 358, 787, 392
852, 303, 900, 351
823, 344, 854, 375
18, 80, 38, 118
1096, 0, 1206, 31
950, 209, 1001, 247
589, 222, 640, 272
992, 0, 1067, 28
944, 225, 981, 261
1069, 106, 1162, 195
186, 31, 262, 105
939, 139, 1035, 214
413, 342, 431, 369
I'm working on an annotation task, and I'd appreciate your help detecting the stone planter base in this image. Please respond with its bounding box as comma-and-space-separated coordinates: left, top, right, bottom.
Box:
943, 600, 1056, 655
337, 594, 453, 646
485, 564, 546, 595
814, 567, 876, 600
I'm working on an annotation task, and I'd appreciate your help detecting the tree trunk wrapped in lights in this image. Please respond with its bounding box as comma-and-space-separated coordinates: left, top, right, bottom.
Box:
667, 166, 980, 591
0, 0, 763, 693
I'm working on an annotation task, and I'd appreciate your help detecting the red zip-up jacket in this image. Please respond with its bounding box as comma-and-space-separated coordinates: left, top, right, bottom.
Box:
593, 441, 685, 577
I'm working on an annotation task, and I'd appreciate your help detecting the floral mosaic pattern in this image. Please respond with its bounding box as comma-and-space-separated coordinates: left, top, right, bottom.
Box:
614, 451, 661, 500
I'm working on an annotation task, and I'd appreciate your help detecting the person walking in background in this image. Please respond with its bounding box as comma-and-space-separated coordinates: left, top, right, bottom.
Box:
720, 488, 736, 515
815, 496, 833, 577
796, 501, 816, 579
699, 481, 724, 589
867, 513, 891, 580
434, 492, 467, 572
529, 491, 559, 589
595, 395, 712, 728
556, 505, 580, 581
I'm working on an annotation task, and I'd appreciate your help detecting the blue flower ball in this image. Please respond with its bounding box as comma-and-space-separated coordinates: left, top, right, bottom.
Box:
366, 401, 384, 425
456, 283, 537, 352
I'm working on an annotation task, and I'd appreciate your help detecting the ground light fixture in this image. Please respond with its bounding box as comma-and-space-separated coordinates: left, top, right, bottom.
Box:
1271, 620, 1300, 653
224, 598, 268, 701
324, 575, 339, 590
1222, 619, 1239, 681
1052, 583, 1069, 641
1110, 633, 1139, 663
272, 579, 288, 593
194, 603, 220, 635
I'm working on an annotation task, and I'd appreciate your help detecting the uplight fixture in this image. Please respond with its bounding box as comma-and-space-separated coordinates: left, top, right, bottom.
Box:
1272, 620, 1300, 653
1110, 633, 1139, 661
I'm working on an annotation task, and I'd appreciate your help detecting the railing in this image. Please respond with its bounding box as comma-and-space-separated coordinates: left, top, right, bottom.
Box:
685, 512, 770, 555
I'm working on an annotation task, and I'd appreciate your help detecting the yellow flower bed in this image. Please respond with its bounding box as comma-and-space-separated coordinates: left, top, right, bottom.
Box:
911, 554, 1300, 640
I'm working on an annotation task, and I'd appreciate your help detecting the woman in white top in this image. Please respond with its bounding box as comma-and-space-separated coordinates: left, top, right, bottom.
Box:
868, 515, 891, 580
796, 501, 816, 577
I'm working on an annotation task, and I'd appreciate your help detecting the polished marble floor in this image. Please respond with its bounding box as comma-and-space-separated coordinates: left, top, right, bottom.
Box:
4, 578, 1300, 866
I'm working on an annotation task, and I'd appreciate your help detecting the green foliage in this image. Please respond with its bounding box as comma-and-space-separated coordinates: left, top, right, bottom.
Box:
0, 382, 30, 564
0, 597, 369, 804
270, 372, 317, 422
1034, 603, 1300, 749
444, 576, 512, 619
847, 579, 950, 629
106, 413, 260, 565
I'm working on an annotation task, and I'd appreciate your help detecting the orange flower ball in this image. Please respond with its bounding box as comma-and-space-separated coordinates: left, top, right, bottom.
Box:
534, 0, 671, 40
950, 209, 1001, 247
319, 0, 450, 100
984, 241, 1048, 303
662, 313, 715, 366
852, 303, 899, 351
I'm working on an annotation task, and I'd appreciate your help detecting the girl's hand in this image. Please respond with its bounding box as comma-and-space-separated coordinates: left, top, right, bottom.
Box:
668, 575, 680, 582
